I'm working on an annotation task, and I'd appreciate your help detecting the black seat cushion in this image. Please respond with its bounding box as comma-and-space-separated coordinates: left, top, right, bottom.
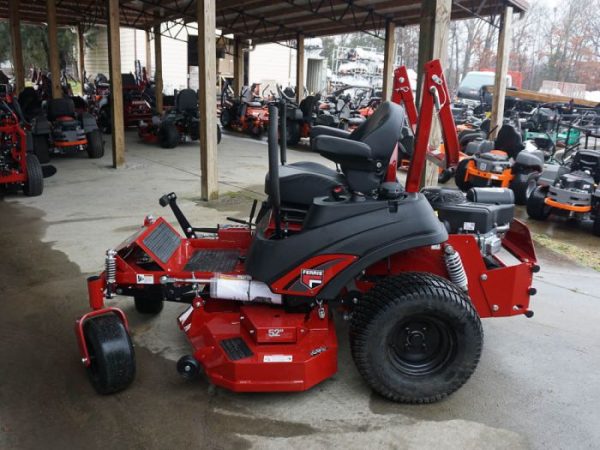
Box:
266, 164, 344, 207
244, 101, 262, 107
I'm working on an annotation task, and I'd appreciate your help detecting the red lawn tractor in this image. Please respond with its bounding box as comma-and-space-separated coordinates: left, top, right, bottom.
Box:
97, 74, 154, 134
75, 60, 538, 403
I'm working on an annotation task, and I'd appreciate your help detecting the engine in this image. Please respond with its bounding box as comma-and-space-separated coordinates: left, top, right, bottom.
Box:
422, 187, 514, 257
556, 171, 595, 194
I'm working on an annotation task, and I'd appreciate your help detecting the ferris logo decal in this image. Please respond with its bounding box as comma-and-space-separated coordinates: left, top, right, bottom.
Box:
301, 269, 324, 289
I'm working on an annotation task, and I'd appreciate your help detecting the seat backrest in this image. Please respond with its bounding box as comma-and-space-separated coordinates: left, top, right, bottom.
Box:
121, 73, 137, 88
176, 88, 197, 112
299, 95, 317, 118
494, 124, 524, 158
572, 149, 600, 183
47, 97, 75, 121
349, 101, 404, 161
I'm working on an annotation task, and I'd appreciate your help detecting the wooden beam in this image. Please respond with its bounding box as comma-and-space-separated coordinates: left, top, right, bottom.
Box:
145, 29, 152, 75
8, 0, 24, 95
416, 0, 451, 188
490, 6, 513, 139
296, 32, 304, 103
77, 23, 85, 88
46, 0, 62, 99
107, 0, 125, 168
382, 19, 395, 101
233, 38, 244, 97
487, 86, 600, 108
197, 0, 219, 200
153, 18, 163, 114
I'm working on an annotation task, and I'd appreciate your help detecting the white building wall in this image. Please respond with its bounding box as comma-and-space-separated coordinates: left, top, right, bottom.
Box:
249, 43, 297, 90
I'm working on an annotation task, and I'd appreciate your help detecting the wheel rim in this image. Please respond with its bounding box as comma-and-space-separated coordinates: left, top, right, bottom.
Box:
387, 315, 456, 376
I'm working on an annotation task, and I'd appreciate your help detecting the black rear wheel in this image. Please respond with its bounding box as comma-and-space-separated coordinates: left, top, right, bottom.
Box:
526, 186, 552, 220
98, 107, 111, 134
593, 207, 600, 237
350, 272, 483, 403
217, 124, 222, 144
86, 130, 104, 158
511, 171, 539, 205
454, 158, 473, 191
159, 122, 180, 148
83, 314, 135, 394
220, 109, 231, 127
23, 154, 43, 197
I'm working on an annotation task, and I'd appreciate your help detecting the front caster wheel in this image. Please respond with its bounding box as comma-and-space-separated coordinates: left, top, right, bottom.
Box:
177, 355, 201, 380
350, 272, 483, 404
83, 314, 136, 394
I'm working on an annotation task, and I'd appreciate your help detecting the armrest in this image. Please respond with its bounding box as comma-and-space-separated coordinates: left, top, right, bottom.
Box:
310, 125, 352, 142
314, 135, 372, 166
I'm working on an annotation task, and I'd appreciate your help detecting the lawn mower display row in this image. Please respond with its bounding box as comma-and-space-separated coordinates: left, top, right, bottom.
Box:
138, 88, 221, 149
74, 60, 538, 404
527, 127, 600, 236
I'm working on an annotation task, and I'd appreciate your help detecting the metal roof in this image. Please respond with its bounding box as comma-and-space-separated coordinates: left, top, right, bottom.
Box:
0, 0, 529, 40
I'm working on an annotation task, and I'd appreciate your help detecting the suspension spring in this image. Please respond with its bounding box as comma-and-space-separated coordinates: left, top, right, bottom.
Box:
105, 249, 117, 298
443, 244, 468, 291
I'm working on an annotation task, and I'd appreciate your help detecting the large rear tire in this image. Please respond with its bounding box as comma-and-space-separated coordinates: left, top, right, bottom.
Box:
511, 171, 539, 205
98, 107, 111, 134
217, 124, 222, 144
592, 207, 600, 237
83, 314, 136, 394
86, 130, 104, 159
454, 158, 474, 191
159, 122, 180, 149
32, 134, 51, 163
22, 154, 43, 197
350, 272, 483, 404
220, 109, 231, 127
526, 186, 552, 220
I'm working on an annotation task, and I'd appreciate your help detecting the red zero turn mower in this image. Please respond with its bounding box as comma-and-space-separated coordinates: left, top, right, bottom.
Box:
0, 89, 45, 196
75, 60, 538, 402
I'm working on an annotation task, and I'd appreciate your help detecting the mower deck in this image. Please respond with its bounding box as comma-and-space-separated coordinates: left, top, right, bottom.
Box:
178, 302, 337, 391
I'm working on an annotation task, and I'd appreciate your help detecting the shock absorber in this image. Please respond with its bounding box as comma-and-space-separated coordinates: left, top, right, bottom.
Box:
443, 244, 468, 291
105, 248, 117, 298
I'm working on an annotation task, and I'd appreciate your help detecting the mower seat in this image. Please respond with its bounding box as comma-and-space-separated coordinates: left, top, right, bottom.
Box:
495, 124, 524, 159
175, 89, 198, 113
299, 95, 318, 121
313, 102, 404, 194
47, 98, 76, 121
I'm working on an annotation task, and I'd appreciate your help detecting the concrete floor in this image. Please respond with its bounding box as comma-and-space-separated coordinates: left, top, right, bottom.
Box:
1, 131, 599, 449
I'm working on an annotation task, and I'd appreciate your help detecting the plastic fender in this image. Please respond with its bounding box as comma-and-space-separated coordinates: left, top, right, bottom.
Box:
80, 112, 99, 132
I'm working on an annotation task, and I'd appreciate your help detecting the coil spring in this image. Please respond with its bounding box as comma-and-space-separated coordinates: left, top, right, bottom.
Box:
443, 245, 468, 291
105, 249, 117, 285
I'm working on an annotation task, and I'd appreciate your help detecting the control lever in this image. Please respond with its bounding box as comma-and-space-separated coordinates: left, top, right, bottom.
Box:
159, 192, 197, 238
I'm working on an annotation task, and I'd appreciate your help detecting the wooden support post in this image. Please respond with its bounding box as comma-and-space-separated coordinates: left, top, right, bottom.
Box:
416, 0, 451, 188
107, 0, 125, 168
46, 0, 62, 99
296, 33, 305, 102
154, 19, 163, 114
382, 19, 395, 101
8, 0, 24, 95
145, 30, 152, 74
197, 0, 219, 200
233, 38, 244, 96
490, 6, 513, 139
77, 23, 85, 88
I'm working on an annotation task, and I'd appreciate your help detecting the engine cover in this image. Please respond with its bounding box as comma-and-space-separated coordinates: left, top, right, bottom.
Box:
436, 202, 514, 235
